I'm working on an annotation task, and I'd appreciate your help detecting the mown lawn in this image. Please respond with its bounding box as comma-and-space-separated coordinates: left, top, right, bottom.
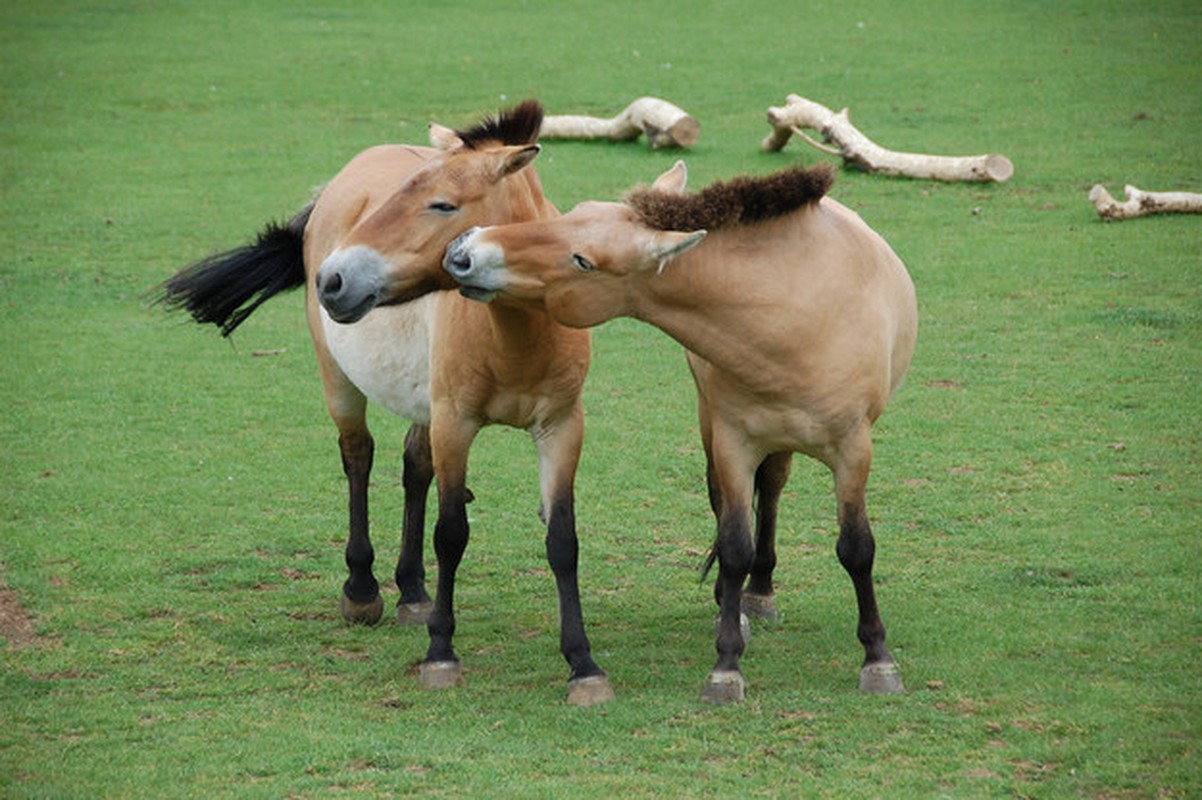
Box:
2, 1, 1199, 797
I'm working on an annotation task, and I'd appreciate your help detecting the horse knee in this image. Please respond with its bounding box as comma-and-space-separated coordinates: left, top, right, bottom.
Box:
402, 425, 433, 488
835, 503, 875, 575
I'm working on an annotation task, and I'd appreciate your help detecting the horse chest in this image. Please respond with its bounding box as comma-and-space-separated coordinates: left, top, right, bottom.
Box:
321, 295, 435, 425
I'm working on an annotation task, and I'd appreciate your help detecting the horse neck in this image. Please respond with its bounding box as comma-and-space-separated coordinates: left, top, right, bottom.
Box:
499, 168, 557, 224
632, 225, 799, 392
483, 169, 563, 338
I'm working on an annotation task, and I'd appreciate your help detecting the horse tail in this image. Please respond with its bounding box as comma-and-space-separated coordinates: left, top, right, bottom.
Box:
158, 203, 313, 337
700, 539, 720, 582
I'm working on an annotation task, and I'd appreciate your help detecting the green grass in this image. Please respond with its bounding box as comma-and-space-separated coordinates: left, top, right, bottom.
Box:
2, 0, 1200, 797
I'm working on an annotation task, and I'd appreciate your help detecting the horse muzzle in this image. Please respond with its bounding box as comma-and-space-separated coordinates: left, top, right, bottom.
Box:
316, 245, 388, 323
443, 228, 503, 302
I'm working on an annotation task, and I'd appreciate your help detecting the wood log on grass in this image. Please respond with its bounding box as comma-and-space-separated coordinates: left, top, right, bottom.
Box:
1088, 184, 1202, 221
762, 93, 1014, 183
541, 97, 700, 149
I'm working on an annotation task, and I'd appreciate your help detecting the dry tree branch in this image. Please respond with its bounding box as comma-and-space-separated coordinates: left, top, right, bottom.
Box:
541, 97, 700, 149
763, 93, 1014, 183
1088, 184, 1202, 221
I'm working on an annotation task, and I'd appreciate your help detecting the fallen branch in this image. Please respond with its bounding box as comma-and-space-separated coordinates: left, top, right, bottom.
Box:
1088, 184, 1202, 221
763, 93, 1014, 183
541, 97, 700, 149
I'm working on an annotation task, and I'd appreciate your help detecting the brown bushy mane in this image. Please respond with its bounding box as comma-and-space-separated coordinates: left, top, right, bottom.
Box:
456, 100, 544, 149
626, 164, 834, 231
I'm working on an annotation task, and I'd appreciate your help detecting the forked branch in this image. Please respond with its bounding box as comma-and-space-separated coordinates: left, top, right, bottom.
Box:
541, 97, 700, 149
763, 93, 1014, 183
1088, 184, 1202, 221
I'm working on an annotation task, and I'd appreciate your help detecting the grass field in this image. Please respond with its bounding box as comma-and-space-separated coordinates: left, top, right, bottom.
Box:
2, 1, 1200, 797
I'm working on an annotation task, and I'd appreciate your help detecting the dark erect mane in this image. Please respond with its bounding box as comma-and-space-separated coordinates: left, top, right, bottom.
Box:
626, 163, 834, 232
456, 100, 544, 149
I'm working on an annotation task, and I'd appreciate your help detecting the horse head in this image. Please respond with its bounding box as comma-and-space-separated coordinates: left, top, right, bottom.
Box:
316, 101, 551, 323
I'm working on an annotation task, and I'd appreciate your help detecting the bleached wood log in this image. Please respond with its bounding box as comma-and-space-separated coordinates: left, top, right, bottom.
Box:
541, 97, 700, 149
1088, 184, 1202, 221
763, 93, 1014, 183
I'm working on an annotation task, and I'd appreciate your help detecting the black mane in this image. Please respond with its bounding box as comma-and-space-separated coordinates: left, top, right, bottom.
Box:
626, 164, 834, 232
456, 100, 544, 149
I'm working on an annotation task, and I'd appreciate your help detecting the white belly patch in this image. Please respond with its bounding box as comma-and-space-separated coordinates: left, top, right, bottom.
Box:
321, 294, 434, 425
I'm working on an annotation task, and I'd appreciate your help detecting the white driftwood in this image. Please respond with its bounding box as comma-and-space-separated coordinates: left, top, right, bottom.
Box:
1088, 184, 1202, 221
763, 93, 1014, 183
541, 97, 700, 149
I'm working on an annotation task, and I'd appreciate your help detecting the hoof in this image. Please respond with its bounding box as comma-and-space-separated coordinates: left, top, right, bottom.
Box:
395, 600, 433, 626
701, 669, 746, 705
339, 593, 384, 625
860, 662, 905, 694
715, 612, 752, 643
742, 591, 777, 621
567, 674, 615, 707
419, 660, 463, 690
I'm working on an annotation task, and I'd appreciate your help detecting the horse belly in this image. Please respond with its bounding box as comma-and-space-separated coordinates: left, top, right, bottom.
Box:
321, 294, 434, 424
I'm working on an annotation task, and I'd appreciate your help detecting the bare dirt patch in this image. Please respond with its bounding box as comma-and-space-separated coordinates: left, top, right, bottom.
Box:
0, 567, 45, 648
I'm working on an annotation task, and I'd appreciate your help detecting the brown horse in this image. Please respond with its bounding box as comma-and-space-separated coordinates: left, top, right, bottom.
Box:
160, 102, 614, 706
443, 161, 918, 703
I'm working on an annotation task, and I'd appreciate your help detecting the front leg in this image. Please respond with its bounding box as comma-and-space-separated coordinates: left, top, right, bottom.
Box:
702, 443, 758, 704
535, 413, 613, 706
419, 415, 478, 690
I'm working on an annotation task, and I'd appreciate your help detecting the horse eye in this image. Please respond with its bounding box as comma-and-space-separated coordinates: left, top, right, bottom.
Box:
428, 201, 458, 214
572, 253, 595, 272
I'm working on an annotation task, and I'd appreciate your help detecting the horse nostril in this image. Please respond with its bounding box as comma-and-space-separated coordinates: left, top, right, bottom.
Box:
443, 248, 471, 278
319, 271, 344, 298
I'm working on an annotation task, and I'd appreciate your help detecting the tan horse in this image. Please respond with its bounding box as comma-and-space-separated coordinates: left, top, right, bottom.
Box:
161, 102, 614, 706
443, 162, 918, 703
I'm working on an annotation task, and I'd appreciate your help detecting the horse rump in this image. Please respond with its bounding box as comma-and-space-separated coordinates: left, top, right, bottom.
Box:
157, 203, 313, 337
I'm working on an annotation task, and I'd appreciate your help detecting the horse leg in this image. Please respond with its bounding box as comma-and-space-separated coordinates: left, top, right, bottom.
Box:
336, 420, 384, 625
744, 452, 792, 621
535, 414, 613, 706
701, 409, 753, 644
701, 444, 757, 704
394, 423, 434, 625
418, 416, 478, 690
832, 427, 904, 694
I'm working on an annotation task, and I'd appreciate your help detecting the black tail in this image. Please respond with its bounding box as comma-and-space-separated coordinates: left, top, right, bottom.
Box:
157, 203, 313, 337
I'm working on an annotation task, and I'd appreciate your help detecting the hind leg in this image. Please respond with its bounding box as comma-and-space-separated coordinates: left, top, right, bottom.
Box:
744, 452, 792, 620
335, 416, 384, 625
308, 305, 384, 625
395, 424, 434, 624
831, 426, 903, 694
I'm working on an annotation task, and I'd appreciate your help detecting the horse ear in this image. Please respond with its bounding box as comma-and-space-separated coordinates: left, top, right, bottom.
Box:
495, 144, 541, 178
429, 122, 462, 150
651, 160, 688, 194
649, 230, 707, 271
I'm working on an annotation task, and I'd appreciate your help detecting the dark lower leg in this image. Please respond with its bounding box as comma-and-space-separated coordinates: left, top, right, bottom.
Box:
340, 430, 379, 606
424, 486, 470, 665
835, 501, 892, 667
544, 496, 604, 681
747, 453, 790, 598
395, 425, 433, 607
713, 512, 754, 674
